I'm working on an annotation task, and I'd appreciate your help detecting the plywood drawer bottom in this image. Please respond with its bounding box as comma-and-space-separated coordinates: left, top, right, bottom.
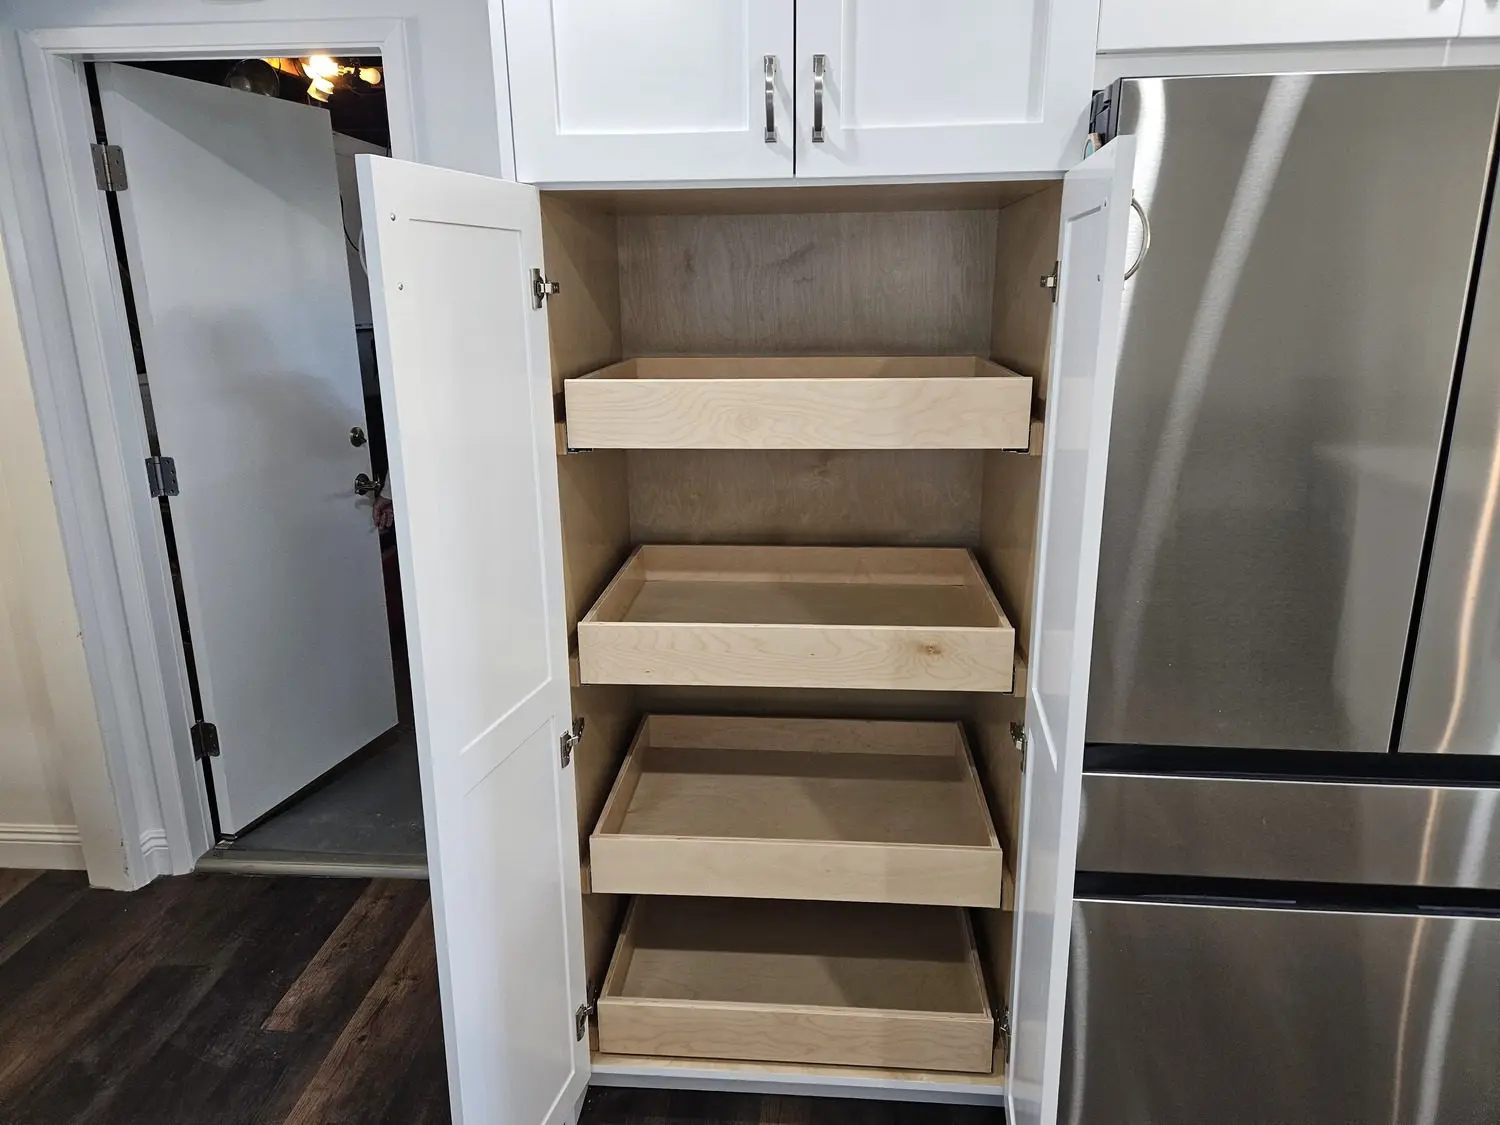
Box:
597, 897, 994, 1073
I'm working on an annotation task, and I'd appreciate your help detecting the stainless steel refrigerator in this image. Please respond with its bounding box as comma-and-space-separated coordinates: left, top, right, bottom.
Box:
1067, 71, 1500, 1125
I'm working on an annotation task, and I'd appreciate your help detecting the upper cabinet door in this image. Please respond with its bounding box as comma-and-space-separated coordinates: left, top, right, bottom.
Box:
1007, 137, 1136, 1125
504, 0, 794, 184
793, 0, 1098, 178
357, 156, 589, 1125
1461, 0, 1500, 37
1098, 0, 1463, 51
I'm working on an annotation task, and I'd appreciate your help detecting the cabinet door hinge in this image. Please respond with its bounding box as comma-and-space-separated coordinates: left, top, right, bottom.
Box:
145, 456, 179, 498
1010, 722, 1028, 771
191, 721, 220, 760
91, 143, 128, 191
574, 981, 597, 1041
559, 717, 585, 768
532, 268, 561, 309
1039, 262, 1060, 302
996, 1006, 1011, 1047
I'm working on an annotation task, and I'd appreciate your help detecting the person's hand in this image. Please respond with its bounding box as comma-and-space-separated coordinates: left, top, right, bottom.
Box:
373, 494, 395, 530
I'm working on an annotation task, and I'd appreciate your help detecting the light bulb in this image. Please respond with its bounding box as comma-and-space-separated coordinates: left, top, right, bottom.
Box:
303, 55, 341, 80
307, 75, 334, 102
358, 67, 383, 87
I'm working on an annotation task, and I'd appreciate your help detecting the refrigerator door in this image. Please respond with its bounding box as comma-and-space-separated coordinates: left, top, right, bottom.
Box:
1077, 772, 1500, 890
1063, 898, 1500, 1125
1402, 156, 1500, 757
1087, 71, 1500, 752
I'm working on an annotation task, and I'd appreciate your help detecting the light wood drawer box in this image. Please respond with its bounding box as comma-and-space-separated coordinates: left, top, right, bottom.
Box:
576, 545, 1016, 692
597, 897, 995, 1073
562, 356, 1033, 450
590, 715, 1005, 908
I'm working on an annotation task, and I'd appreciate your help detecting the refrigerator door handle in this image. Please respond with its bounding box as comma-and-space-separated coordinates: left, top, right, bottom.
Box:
1125, 196, 1151, 281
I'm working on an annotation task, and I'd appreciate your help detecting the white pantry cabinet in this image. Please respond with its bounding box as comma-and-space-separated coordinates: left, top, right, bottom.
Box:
502, 0, 1099, 183
794, 0, 1100, 179
1097, 0, 1464, 52
356, 138, 1136, 1125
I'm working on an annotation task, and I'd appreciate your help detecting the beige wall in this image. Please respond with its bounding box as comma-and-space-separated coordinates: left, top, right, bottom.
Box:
0, 230, 99, 869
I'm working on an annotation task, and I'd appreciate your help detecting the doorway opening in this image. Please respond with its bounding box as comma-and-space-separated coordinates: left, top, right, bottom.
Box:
85, 53, 422, 874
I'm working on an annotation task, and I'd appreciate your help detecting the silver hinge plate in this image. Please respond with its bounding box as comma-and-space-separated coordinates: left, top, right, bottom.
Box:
531, 268, 561, 309
559, 716, 585, 768
574, 1002, 589, 1041
91, 143, 128, 191
145, 456, 179, 498
997, 1006, 1011, 1046
191, 721, 220, 760
1039, 262, 1060, 303
1010, 722, 1028, 771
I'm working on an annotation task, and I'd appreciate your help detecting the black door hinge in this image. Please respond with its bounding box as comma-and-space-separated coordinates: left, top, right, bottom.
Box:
145, 456, 178, 498
191, 721, 220, 760
559, 717, 584, 768
91, 143, 128, 191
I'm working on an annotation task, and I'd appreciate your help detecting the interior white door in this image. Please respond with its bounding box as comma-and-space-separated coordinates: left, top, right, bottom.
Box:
1461, 0, 1500, 37
793, 0, 1098, 178
1098, 0, 1462, 51
1008, 136, 1137, 1125
96, 64, 396, 835
503, 0, 794, 184
357, 155, 588, 1125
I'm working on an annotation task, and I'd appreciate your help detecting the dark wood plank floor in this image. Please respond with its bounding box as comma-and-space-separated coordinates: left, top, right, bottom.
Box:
0, 870, 1005, 1125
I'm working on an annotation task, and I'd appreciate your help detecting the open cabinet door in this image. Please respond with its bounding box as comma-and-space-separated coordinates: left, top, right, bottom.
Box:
1008, 137, 1137, 1125
357, 156, 589, 1125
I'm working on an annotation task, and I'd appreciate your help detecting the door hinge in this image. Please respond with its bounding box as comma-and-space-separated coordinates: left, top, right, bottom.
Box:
559, 716, 585, 768
1011, 722, 1028, 771
574, 980, 597, 1041
532, 268, 561, 309
1039, 262, 1060, 302
996, 1006, 1011, 1047
91, 143, 128, 192
190, 721, 220, 760
145, 456, 179, 498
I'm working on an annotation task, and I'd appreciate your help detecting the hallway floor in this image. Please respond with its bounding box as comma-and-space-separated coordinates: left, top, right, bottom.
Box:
0, 869, 1005, 1125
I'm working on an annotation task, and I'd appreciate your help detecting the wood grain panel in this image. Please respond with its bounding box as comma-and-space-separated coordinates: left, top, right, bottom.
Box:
560, 180, 1046, 215
628, 449, 982, 547
564, 356, 1033, 450
990, 184, 1061, 401
619, 210, 999, 356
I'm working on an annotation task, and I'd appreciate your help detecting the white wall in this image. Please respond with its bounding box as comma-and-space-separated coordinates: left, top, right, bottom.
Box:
1, 0, 515, 178
0, 230, 100, 871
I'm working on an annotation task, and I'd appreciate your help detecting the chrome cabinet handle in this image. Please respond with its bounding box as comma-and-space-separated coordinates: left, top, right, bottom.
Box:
763, 55, 777, 143
1125, 196, 1152, 281
812, 54, 828, 143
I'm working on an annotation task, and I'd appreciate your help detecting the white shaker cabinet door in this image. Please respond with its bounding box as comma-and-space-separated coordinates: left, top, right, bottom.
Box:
793, 0, 1099, 178
503, 0, 794, 184
1008, 136, 1136, 1125
357, 156, 589, 1125
1461, 0, 1500, 37
1098, 0, 1462, 51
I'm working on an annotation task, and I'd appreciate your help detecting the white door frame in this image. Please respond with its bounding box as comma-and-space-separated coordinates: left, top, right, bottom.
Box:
0, 17, 418, 888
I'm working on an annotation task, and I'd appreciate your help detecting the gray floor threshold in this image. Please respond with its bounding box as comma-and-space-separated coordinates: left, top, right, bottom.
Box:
196, 848, 428, 880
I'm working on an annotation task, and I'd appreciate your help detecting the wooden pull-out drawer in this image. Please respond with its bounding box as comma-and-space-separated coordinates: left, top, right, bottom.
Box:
597, 897, 995, 1073
577, 545, 1015, 692
561, 356, 1033, 450
590, 716, 1005, 907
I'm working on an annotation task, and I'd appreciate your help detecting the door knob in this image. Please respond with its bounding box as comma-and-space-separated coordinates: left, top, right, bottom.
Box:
349, 426, 367, 447
354, 472, 382, 497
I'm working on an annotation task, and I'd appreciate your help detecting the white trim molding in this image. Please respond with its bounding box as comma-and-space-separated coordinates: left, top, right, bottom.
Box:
0, 16, 421, 889
0, 823, 86, 871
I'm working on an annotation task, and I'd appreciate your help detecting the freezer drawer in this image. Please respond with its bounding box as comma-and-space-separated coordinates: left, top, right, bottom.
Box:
1063, 898, 1500, 1125
1078, 772, 1500, 890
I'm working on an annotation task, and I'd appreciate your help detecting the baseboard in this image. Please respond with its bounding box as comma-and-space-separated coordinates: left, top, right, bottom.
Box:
139, 827, 173, 879
0, 823, 85, 870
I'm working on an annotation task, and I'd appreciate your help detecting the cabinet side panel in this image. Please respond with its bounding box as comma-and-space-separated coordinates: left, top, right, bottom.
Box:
542, 194, 636, 990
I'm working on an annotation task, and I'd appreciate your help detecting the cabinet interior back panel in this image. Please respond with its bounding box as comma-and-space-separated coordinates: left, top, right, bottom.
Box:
618, 210, 999, 355
628, 449, 982, 546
